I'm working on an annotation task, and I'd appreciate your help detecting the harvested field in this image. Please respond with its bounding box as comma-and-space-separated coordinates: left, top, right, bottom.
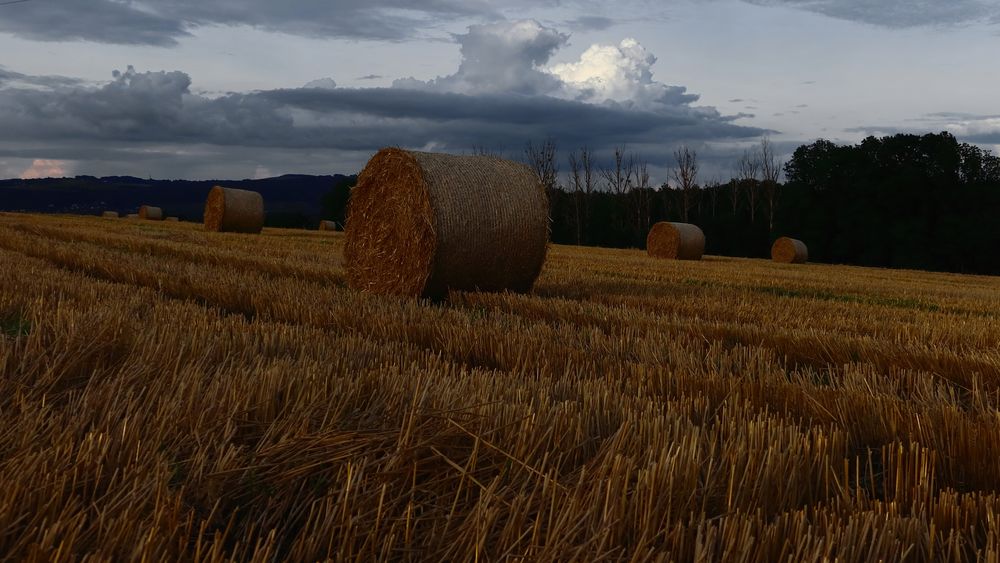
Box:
2, 212, 1000, 561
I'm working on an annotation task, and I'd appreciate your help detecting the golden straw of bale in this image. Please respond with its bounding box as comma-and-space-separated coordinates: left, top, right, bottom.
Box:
203, 186, 265, 233
345, 148, 549, 299
126, 214, 139, 219
772, 237, 808, 264
319, 220, 338, 231
102, 211, 119, 219
646, 222, 705, 260
138, 206, 163, 220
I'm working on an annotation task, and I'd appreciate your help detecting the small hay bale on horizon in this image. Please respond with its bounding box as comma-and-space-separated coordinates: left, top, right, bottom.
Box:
164, 216, 180, 222
138, 206, 163, 220
319, 220, 339, 231
125, 213, 139, 219
102, 211, 119, 219
344, 147, 549, 299
647, 222, 705, 261
772, 237, 808, 264
203, 186, 265, 233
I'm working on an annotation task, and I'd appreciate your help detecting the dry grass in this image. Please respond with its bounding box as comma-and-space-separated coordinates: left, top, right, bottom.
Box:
2, 212, 1000, 561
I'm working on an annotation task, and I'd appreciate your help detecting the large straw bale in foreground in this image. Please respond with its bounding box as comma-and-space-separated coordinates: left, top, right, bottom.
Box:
102, 211, 119, 219
772, 237, 808, 264
647, 222, 705, 261
203, 186, 264, 233
319, 220, 339, 231
345, 148, 549, 299
139, 206, 163, 220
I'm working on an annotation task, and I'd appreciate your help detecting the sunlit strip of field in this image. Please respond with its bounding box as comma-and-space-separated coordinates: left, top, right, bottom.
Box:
1, 212, 1000, 561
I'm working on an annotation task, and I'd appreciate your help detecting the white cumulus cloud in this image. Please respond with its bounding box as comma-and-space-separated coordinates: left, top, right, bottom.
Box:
549, 38, 699, 110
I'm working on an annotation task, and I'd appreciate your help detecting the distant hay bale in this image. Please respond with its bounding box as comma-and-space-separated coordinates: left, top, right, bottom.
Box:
646, 222, 705, 261
102, 211, 119, 219
319, 220, 339, 231
164, 217, 180, 222
345, 147, 549, 299
772, 237, 808, 264
203, 186, 264, 233
138, 206, 163, 220
126, 214, 139, 219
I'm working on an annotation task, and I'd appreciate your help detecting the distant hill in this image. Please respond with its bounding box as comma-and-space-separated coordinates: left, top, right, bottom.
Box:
0, 174, 356, 228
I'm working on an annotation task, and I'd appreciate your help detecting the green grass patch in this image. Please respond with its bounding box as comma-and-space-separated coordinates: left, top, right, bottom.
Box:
1, 314, 31, 338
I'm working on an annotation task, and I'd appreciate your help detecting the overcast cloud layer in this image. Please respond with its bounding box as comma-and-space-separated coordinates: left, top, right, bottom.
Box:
2, 0, 998, 48
0, 19, 767, 179
1, 0, 999, 179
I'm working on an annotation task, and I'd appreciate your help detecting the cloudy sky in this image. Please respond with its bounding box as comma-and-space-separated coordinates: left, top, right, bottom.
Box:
1, 0, 999, 182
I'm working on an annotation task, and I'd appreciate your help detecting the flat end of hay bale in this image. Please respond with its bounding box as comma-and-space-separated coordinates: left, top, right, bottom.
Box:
203, 186, 265, 233
344, 148, 436, 297
772, 237, 808, 264
646, 222, 705, 260
345, 147, 549, 299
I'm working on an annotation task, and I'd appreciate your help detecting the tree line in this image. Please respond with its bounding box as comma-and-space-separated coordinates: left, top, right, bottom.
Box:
521, 132, 1000, 275
322, 132, 1000, 276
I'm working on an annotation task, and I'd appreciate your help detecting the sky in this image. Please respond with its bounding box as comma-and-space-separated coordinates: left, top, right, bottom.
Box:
1, 0, 999, 182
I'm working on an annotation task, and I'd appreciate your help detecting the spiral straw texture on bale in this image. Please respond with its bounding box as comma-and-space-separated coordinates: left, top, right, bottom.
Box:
203, 186, 265, 234
345, 148, 549, 299
772, 237, 808, 264
138, 206, 163, 220
102, 211, 119, 219
319, 220, 339, 231
646, 222, 705, 261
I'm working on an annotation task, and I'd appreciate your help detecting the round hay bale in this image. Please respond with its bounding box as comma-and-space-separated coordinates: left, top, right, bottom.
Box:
203, 186, 264, 233
646, 222, 705, 261
772, 237, 808, 264
345, 148, 549, 299
319, 220, 338, 231
164, 216, 180, 222
126, 213, 140, 219
138, 206, 163, 220
102, 211, 119, 219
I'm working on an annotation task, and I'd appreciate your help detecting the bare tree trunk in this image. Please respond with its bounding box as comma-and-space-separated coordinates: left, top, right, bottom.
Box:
601, 144, 635, 195
525, 140, 559, 221
568, 149, 583, 246
705, 176, 721, 218
672, 145, 699, 223
759, 136, 783, 232
633, 157, 652, 244
736, 147, 761, 223
601, 145, 636, 242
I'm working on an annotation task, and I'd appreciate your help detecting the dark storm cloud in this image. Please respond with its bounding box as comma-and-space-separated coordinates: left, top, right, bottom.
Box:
0, 65, 767, 178
740, 0, 1000, 27
0, 0, 500, 45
